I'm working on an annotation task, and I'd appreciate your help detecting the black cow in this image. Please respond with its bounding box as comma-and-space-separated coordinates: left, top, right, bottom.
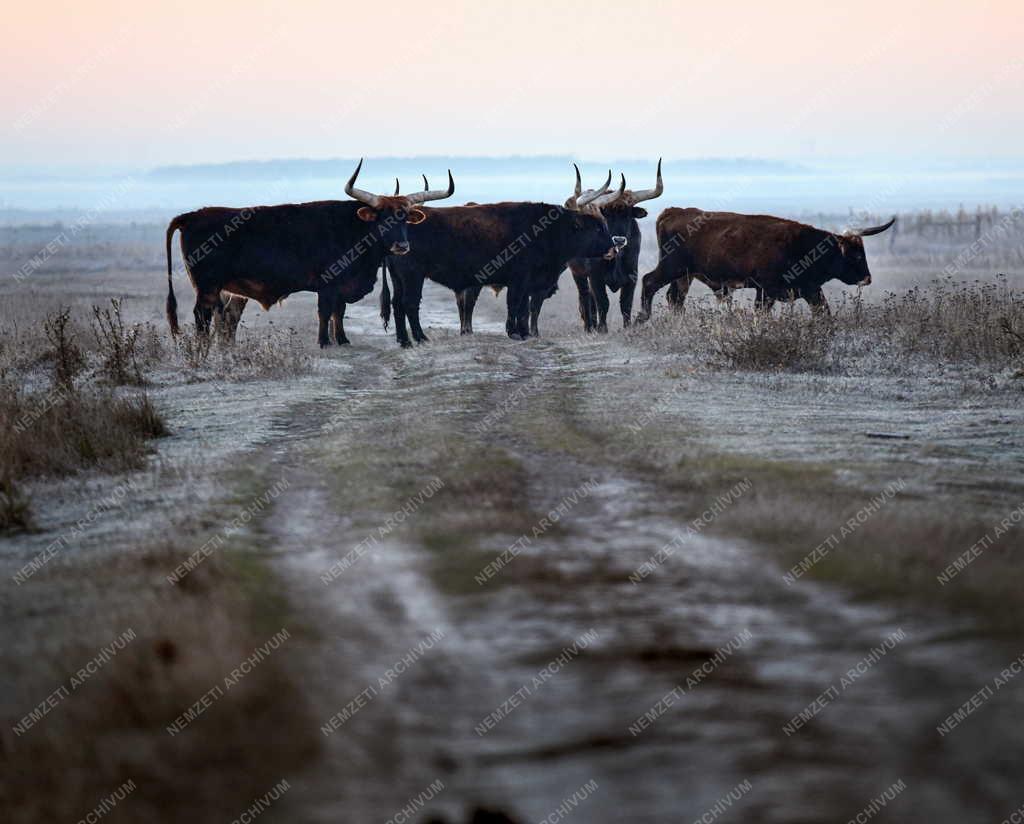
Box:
570, 160, 663, 332
164, 160, 454, 346
637, 209, 896, 320
430, 170, 626, 339
383, 180, 619, 346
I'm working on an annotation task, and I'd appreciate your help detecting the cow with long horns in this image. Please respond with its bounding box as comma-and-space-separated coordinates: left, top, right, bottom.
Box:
382, 171, 620, 346
164, 160, 454, 346
570, 160, 663, 332
637, 210, 896, 320
445, 170, 627, 338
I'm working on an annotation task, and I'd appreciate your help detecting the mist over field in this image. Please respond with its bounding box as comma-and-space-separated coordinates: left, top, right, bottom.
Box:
3, 155, 1024, 219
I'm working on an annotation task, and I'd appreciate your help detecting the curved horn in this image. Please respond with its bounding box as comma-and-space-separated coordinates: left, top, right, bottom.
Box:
577, 169, 612, 207
565, 163, 585, 209
406, 170, 455, 204
594, 173, 626, 208
422, 174, 430, 190
394, 178, 400, 196
345, 159, 381, 209
630, 158, 663, 204
856, 216, 896, 237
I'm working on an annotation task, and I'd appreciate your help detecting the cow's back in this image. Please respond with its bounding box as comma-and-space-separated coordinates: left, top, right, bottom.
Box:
656, 208, 824, 287
400, 202, 563, 290
176, 201, 367, 305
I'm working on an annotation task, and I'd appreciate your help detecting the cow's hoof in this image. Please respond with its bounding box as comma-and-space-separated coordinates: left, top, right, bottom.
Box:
508, 332, 525, 341
597, 324, 608, 334
399, 339, 413, 349
336, 338, 350, 346
634, 313, 650, 325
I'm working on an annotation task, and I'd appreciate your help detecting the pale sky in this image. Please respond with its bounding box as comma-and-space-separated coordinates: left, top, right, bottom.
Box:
2, 0, 1022, 168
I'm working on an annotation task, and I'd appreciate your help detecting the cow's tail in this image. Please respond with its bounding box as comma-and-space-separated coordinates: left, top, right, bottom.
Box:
379, 259, 391, 330
165, 215, 183, 336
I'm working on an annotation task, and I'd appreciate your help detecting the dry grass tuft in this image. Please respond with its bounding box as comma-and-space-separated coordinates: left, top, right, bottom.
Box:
0, 543, 320, 824
708, 307, 833, 372
91, 298, 147, 385
43, 306, 86, 390
174, 322, 312, 379
0, 381, 167, 482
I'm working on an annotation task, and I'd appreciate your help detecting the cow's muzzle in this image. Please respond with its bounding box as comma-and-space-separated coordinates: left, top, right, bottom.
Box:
603, 246, 620, 260
857, 276, 871, 286
612, 235, 628, 249
390, 241, 411, 255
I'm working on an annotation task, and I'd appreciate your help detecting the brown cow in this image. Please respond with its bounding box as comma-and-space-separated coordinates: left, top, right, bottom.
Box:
637, 209, 895, 320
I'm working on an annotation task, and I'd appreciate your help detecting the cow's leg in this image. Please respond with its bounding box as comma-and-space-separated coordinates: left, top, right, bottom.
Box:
528, 292, 543, 337
803, 287, 831, 317
331, 299, 350, 345
666, 280, 682, 308
666, 276, 692, 312
316, 291, 333, 348
516, 290, 531, 339
594, 283, 610, 333
224, 294, 245, 339
389, 272, 413, 348
638, 259, 687, 323
505, 284, 529, 340
456, 290, 468, 334
402, 275, 429, 344
213, 292, 240, 341
755, 288, 776, 315
619, 275, 637, 328
463, 287, 480, 334
193, 291, 220, 337
572, 273, 596, 332
457, 287, 480, 335
714, 287, 733, 307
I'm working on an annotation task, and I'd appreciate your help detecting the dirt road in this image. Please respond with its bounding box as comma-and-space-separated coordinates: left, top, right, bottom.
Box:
4, 279, 1024, 823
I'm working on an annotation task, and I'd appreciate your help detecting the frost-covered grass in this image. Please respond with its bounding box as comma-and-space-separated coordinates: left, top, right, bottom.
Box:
628, 277, 1024, 379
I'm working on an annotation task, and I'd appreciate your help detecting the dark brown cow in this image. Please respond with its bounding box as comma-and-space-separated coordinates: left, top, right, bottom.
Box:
164, 160, 454, 346
383, 182, 619, 346
570, 161, 663, 332
637, 209, 895, 320
442, 171, 625, 338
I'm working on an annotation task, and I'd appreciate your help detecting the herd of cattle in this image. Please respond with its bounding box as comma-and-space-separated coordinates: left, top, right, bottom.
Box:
164, 160, 895, 347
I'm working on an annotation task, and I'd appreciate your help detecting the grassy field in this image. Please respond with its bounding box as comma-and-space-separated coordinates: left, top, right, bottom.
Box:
2, 215, 1024, 821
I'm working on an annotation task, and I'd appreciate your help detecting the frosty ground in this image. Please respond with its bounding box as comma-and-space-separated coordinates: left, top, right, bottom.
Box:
1, 220, 1023, 823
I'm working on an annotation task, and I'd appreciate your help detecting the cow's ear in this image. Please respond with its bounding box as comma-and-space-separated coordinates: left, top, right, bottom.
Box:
356, 206, 378, 222
406, 208, 427, 225
633, 207, 648, 219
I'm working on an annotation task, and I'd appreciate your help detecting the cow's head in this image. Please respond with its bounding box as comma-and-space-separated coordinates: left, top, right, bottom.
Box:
599, 162, 664, 288
831, 217, 896, 286
345, 160, 455, 255
557, 172, 616, 261
598, 159, 664, 242
564, 167, 622, 259
568, 162, 663, 288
